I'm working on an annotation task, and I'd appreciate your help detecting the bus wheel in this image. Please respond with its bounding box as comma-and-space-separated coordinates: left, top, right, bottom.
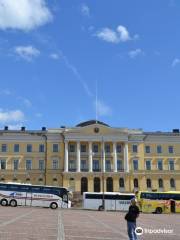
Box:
156, 207, 162, 214
50, 202, 58, 209
0, 199, 8, 206
98, 205, 104, 211
10, 199, 17, 207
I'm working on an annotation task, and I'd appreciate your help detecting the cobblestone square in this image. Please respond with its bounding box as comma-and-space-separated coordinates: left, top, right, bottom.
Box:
0, 207, 179, 240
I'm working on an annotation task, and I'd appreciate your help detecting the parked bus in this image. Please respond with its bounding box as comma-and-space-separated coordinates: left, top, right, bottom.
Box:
136, 191, 180, 214
83, 192, 135, 211
0, 182, 71, 209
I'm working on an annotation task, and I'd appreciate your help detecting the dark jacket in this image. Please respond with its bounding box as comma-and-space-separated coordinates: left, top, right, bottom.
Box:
125, 205, 140, 222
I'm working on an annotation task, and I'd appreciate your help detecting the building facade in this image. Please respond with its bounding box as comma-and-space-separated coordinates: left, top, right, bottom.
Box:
0, 121, 180, 194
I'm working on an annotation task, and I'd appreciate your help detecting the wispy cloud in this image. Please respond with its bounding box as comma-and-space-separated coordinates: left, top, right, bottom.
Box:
81, 3, 90, 17
172, 58, 180, 67
95, 25, 137, 44
14, 45, 40, 61
0, 109, 25, 123
35, 113, 43, 118
95, 100, 112, 117
18, 97, 32, 107
0, 89, 33, 108
0, 89, 11, 95
128, 48, 144, 59
8, 123, 23, 130
0, 0, 53, 31
50, 53, 59, 60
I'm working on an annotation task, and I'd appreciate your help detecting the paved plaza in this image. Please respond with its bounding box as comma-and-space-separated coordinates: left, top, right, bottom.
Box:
0, 207, 179, 240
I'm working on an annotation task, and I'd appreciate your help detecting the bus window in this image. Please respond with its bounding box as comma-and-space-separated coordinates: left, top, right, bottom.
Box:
118, 195, 134, 200
31, 187, 42, 193
9, 185, 20, 191
170, 194, 180, 200
20, 186, 31, 192
43, 188, 52, 194
85, 194, 102, 199
0, 184, 7, 190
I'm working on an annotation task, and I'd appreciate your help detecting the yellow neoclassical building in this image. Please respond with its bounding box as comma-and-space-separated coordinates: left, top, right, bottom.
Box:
0, 120, 180, 194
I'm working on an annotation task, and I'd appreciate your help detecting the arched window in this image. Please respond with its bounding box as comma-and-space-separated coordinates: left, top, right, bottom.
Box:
94, 177, 100, 192
134, 178, 138, 188
106, 177, 113, 192
119, 178, 124, 188
81, 177, 88, 194
170, 178, 175, 188
158, 178, 163, 188
146, 179, 151, 188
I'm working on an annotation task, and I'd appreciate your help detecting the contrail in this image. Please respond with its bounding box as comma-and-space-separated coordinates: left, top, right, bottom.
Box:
60, 52, 93, 98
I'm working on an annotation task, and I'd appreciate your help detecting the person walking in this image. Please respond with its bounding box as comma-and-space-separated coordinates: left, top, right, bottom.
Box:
125, 198, 140, 240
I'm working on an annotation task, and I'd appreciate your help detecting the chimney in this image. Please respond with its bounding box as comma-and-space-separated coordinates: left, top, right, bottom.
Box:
172, 129, 179, 133
21, 126, 26, 131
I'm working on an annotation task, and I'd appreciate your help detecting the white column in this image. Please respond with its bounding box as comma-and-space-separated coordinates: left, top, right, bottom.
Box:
88, 142, 93, 172
113, 142, 117, 172
77, 141, 81, 172
64, 141, 69, 172
102, 141, 105, 172
124, 142, 129, 173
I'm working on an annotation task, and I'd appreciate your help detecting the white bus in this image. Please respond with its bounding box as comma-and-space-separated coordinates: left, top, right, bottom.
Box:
83, 192, 135, 211
0, 182, 71, 209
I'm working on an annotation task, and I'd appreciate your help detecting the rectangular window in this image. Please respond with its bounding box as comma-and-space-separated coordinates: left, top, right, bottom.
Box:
116, 144, 122, 153
117, 160, 123, 171
157, 159, 163, 170
0, 160, 6, 170
93, 160, 100, 171
14, 144, 19, 152
145, 160, 151, 170
168, 146, 174, 154
69, 144, 75, 152
93, 144, 98, 153
105, 160, 111, 171
52, 159, 58, 169
39, 144, 44, 152
133, 160, 138, 170
81, 144, 86, 153
14, 160, 19, 170
27, 144, 32, 152
26, 160, 32, 170
132, 145, 138, 153
2, 144, 7, 152
53, 144, 59, 152
81, 160, 87, 170
105, 144, 111, 153
69, 160, 75, 170
145, 146, 151, 153
39, 160, 44, 170
157, 145, 162, 154
169, 159, 174, 170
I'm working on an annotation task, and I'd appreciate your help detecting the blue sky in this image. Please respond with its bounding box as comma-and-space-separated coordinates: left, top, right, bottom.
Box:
0, 0, 180, 131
